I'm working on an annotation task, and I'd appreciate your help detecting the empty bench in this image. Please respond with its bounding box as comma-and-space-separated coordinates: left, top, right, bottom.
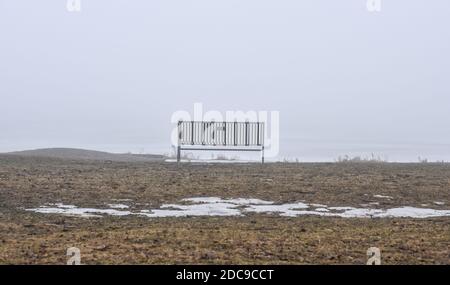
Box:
177, 121, 265, 163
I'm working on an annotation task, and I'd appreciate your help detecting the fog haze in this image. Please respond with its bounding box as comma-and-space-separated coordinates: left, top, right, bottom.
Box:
1, 1, 449, 161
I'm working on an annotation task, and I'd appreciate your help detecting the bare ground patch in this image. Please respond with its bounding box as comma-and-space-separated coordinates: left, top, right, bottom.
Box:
0, 155, 449, 264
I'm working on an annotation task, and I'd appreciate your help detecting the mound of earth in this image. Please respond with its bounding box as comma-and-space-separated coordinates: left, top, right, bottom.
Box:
6, 148, 166, 162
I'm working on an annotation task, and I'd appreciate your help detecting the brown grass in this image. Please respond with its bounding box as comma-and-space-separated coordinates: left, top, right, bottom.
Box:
0, 155, 449, 264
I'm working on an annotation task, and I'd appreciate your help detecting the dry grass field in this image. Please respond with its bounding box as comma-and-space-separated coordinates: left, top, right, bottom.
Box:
0, 153, 449, 264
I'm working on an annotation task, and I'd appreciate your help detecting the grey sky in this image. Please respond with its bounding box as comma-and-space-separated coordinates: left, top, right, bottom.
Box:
1, 1, 449, 159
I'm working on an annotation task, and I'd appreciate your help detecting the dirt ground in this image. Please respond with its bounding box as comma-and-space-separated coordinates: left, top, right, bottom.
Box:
0, 154, 449, 264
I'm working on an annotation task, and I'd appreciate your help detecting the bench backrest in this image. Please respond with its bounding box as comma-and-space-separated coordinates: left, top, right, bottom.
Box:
178, 121, 264, 147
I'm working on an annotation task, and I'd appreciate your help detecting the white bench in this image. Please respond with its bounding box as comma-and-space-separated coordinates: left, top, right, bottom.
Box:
177, 121, 265, 163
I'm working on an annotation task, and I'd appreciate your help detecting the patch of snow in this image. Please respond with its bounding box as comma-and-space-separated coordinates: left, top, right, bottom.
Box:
361, 202, 380, 207
373, 195, 393, 199
225, 198, 274, 205
137, 202, 242, 217
246, 202, 309, 212
314, 208, 330, 212
107, 204, 129, 209
434, 201, 445, 206
182, 197, 273, 205
48, 203, 77, 209
328, 207, 356, 211
26, 204, 131, 218
25, 198, 450, 219
339, 208, 384, 218
381, 207, 450, 218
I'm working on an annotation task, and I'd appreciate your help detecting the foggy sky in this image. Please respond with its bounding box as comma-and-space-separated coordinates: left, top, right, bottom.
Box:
1, 1, 449, 157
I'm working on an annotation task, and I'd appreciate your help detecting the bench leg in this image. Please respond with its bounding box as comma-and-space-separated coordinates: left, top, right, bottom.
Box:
177, 146, 181, 163
261, 146, 265, 164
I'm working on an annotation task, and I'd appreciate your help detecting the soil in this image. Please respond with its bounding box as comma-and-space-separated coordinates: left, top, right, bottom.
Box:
0, 154, 449, 264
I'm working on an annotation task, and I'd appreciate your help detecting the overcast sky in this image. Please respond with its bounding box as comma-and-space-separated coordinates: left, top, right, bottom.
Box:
1, 1, 449, 158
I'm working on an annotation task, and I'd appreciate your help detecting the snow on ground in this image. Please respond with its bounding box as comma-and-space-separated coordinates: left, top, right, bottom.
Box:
25, 197, 450, 219
373, 195, 393, 199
